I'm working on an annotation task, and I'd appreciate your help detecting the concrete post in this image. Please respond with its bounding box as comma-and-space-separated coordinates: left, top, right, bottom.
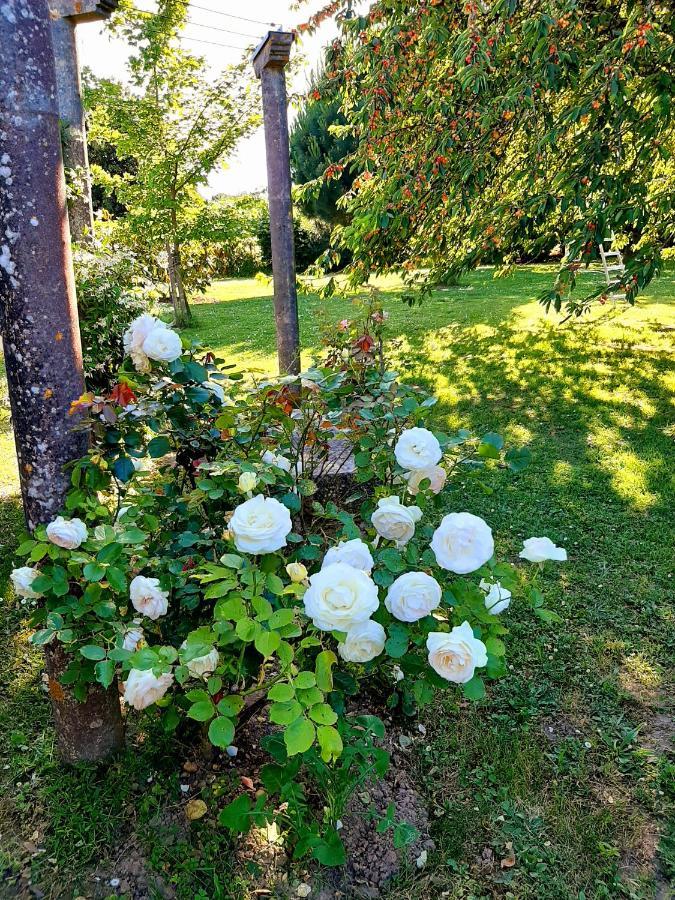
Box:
0, 0, 124, 763
253, 31, 301, 376
49, 0, 118, 243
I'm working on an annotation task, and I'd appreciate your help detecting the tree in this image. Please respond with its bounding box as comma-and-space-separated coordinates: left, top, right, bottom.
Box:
85, 0, 259, 324
290, 54, 357, 225
305, 0, 674, 314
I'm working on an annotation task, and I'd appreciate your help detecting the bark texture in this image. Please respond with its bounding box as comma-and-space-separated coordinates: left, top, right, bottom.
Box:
45, 643, 124, 764
1, 0, 124, 762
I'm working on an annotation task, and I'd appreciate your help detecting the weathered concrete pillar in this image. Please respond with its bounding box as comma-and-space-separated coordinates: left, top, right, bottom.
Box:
0, 0, 123, 763
253, 31, 301, 376
49, 0, 118, 243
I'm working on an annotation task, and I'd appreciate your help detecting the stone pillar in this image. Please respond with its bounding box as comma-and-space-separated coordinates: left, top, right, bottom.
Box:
0, 0, 123, 763
253, 31, 301, 376
49, 0, 118, 243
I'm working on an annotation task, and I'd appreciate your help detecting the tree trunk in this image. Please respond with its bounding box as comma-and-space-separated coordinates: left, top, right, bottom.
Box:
172, 243, 192, 325
1, 1, 123, 764
45, 642, 124, 764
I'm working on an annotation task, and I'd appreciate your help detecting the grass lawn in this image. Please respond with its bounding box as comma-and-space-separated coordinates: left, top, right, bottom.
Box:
1, 265, 673, 898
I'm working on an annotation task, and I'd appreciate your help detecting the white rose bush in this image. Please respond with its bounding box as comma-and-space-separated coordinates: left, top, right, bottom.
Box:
10, 309, 567, 866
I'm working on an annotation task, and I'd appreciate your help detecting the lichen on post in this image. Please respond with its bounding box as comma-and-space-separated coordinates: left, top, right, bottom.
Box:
0, 0, 124, 763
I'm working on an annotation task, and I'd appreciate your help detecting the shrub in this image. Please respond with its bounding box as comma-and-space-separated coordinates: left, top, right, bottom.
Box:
13, 308, 565, 865
74, 245, 158, 392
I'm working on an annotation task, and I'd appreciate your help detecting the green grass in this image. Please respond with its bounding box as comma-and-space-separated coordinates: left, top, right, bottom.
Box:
1, 265, 673, 898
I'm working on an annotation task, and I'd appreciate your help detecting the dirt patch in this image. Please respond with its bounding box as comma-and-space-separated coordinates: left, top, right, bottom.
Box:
539, 713, 583, 745
89, 835, 175, 900
642, 712, 675, 756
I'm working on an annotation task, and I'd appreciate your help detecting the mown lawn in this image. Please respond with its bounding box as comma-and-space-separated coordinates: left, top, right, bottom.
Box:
1, 265, 673, 898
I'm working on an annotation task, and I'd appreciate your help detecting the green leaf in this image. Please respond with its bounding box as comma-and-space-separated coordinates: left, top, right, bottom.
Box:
284, 716, 315, 756
385, 623, 409, 658
218, 794, 252, 833
312, 827, 346, 866
219, 553, 244, 569
147, 436, 171, 458
505, 447, 532, 473
309, 703, 338, 726
254, 630, 281, 658
269, 700, 302, 725
106, 566, 127, 593
393, 821, 419, 849
235, 617, 257, 642
214, 596, 246, 620
84, 562, 107, 583
316, 725, 343, 762
95, 659, 115, 689
315, 650, 337, 692
534, 608, 563, 624
281, 492, 301, 513
80, 645, 106, 661
266, 573, 285, 596
32, 628, 54, 646
96, 542, 123, 565
208, 716, 235, 748
268, 683, 295, 702
294, 671, 316, 690
113, 456, 135, 482
268, 608, 294, 629
462, 675, 486, 701
251, 595, 273, 621
187, 700, 216, 722
217, 695, 244, 717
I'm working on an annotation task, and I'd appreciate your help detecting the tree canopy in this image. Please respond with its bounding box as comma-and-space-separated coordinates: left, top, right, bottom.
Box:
307, 0, 674, 313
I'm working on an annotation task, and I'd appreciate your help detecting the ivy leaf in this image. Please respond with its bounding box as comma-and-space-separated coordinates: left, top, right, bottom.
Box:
385, 623, 409, 658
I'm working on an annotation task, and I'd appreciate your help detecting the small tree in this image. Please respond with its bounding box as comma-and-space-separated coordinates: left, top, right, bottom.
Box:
86, 0, 259, 325
290, 56, 357, 225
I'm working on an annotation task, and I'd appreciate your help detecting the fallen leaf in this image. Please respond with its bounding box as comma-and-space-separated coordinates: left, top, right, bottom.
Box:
185, 799, 207, 821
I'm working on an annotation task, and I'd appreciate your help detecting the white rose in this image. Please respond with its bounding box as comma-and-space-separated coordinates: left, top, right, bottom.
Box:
480, 578, 512, 615
519, 537, 567, 563
430, 512, 494, 574
181, 642, 220, 678
123, 314, 166, 372
371, 496, 422, 547
262, 449, 292, 472
123, 626, 144, 652
129, 575, 169, 620
405, 465, 447, 496
238, 471, 258, 494
303, 563, 379, 632
286, 562, 308, 583
123, 668, 173, 710
392, 665, 405, 682
394, 427, 442, 470
229, 494, 292, 555
10, 566, 43, 599
385, 571, 442, 622
322, 538, 374, 574
46, 516, 88, 550
427, 621, 487, 684
338, 619, 386, 663
142, 326, 183, 363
